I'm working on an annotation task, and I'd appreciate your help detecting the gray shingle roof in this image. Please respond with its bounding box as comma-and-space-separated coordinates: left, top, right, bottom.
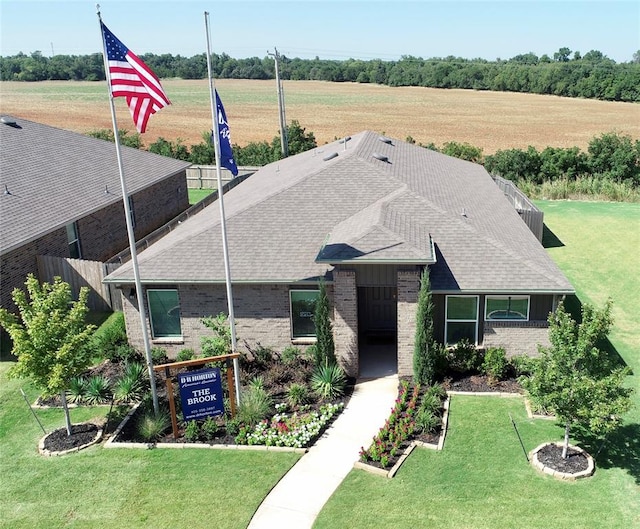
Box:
0, 115, 191, 254
105, 131, 573, 293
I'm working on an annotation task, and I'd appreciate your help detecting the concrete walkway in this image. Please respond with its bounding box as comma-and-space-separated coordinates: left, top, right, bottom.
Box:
247, 374, 399, 529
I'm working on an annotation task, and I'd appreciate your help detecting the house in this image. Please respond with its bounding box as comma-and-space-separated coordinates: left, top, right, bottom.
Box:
104, 131, 574, 378
0, 115, 191, 312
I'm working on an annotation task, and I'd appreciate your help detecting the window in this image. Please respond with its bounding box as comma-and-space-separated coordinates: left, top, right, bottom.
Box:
66, 222, 82, 259
290, 289, 320, 339
147, 289, 182, 338
485, 296, 530, 321
445, 295, 478, 345
128, 196, 136, 229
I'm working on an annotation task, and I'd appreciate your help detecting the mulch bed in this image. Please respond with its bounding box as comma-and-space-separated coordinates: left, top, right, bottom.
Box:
443, 373, 522, 394
41, 423, 101, 452
536, 443, 590, 474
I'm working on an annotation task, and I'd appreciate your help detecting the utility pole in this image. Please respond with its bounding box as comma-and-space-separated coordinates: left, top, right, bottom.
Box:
267, 48, 288, 158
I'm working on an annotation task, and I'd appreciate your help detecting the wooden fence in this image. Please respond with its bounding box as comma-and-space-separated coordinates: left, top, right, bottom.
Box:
492, 175, 544, 241
37, 256, 122, 312
186, 165, 260, 189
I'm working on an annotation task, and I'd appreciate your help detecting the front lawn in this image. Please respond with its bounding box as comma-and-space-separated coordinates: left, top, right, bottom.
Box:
0, 363, 301, 529
316, 200, 640, 529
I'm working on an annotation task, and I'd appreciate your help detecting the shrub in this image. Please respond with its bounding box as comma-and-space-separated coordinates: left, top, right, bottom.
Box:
225, 416, 241, 436
84, 375, 112, 405
111, 344, 142, 364
237, 385, 273, 427
287, 382, 311, 408
425, 382, 446, 401
281, 346, 301, 365
447, 339, 481, 373
311, 362, 346, 401
136, 410, 170, 442
482, 347, 508, 384
418, 392, 441, 416
151, 347, 168, 364
509, 354, 537, 377
415, 408, 440, 434
201, 416, 219, 441
176, 348, 196, 362
184, 420, 200, 442
92, 312, 127, 361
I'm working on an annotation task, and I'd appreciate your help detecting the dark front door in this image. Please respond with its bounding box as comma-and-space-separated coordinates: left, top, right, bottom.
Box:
358, 286, 397, 341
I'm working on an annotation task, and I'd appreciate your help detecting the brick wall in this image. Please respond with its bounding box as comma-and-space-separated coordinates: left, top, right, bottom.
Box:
0, 227, 68, 311
482, 321, 550, 357
333, 268, 358, 377
122, 282, 331, 359
397, 268, 419, 377
1, 171, 188, 313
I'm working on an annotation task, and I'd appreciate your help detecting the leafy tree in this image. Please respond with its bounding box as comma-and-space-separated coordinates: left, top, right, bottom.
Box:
201, 313, 233, 357
587, 132, 640, 185
148, 137, 190, 161
441, 141, 483, 163
0, 275, 96, 436
87, 128, 142, 149
413, 267, 437, 384
520, 300, 633, 458
313, 281, 336, 367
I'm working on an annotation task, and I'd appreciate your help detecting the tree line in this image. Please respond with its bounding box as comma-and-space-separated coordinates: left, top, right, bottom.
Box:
2, 47, 639, 102
90, 121, 640, 201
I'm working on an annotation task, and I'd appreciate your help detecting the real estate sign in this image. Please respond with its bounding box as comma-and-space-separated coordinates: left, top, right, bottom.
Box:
178, 368, 224, 421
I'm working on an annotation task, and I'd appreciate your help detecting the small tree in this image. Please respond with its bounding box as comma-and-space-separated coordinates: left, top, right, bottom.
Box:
313, 281, 336, 366
201, 313, 233, 357
414, 267, 437, 384
521, 300, 632, 458
0, 275, 96, 436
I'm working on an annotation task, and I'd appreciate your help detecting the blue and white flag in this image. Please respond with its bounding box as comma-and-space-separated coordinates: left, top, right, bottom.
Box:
213, 90, 238, 176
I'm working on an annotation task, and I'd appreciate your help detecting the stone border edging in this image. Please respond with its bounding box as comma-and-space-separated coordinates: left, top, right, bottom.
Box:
39, 425, 103, 457
529, 442, 595, 480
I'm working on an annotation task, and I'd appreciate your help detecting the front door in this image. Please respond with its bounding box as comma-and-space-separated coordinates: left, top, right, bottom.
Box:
358, 286, 397, 341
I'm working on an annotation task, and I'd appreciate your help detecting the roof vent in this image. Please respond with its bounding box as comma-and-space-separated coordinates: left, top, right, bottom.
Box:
338, 136, 351, 144
3, 184, 11, 195
372, 152, 389, 163
378, 136, 393, 145
1, 116, 18, 127
322, 152, 339, 161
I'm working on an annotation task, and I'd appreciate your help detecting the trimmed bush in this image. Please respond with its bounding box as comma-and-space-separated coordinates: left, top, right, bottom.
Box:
482, 347, 508, 384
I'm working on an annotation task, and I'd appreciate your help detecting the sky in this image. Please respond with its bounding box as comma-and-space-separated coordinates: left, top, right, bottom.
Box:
1, 0, 638, 63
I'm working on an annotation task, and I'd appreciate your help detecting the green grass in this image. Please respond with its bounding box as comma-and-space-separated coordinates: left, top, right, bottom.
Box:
188, 188, 215, 205
0, 364, 301, 529
316, 200, 640, 529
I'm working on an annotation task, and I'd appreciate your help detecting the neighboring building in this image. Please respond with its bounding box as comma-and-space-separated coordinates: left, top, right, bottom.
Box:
0, 115, 191, 312
104, 131, 573, 378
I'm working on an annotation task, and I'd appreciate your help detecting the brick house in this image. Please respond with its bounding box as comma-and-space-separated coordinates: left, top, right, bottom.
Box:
0, 115, 191, 312
104, 131, 573, 378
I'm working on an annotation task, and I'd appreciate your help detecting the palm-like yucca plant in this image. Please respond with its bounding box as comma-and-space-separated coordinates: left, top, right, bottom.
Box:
113, 362, 147, 403
84, 375, 112, 405
311, 362, 346, 401
67, 376, 88, 403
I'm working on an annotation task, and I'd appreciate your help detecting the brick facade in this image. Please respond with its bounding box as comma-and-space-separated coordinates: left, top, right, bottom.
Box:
332, 268, 359, 377
482, 321, 550, 357
1, 170, 188, 312
122, 282, 335, 359
397, 268, 420, 377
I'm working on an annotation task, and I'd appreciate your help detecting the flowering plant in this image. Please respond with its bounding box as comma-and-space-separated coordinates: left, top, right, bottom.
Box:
236, 402, 344, 448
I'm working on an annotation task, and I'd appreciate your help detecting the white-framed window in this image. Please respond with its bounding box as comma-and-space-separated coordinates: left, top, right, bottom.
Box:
128, 196, 136, 229
445, 295, 479, 345
485, 295, 530, 321
290, 289, 320, 339
147, 289, 182, 338
66, 222, 82, 259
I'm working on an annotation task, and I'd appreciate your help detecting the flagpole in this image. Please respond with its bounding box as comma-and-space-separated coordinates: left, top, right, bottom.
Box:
97, 4, 159, 415
204, 11, 241, 406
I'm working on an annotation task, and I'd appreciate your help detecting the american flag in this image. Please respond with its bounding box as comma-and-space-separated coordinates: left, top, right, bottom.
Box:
101, 22, 170, 133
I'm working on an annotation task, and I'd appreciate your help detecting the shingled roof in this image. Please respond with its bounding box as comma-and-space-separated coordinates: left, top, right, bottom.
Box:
0, 115, 191, 254
105, 131, 573, 294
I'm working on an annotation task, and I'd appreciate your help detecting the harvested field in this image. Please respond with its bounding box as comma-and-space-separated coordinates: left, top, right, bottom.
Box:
1, 79, 638, 154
